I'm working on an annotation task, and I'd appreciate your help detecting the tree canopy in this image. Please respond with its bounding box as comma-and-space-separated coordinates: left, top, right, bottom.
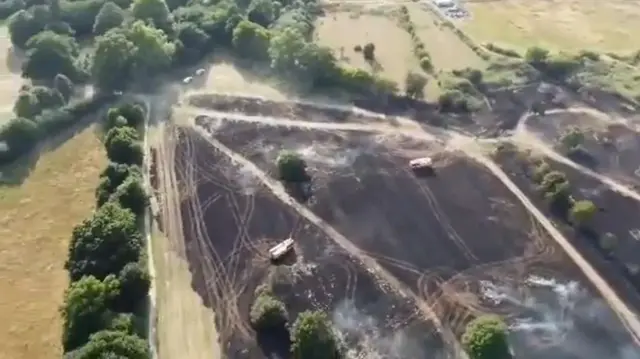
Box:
93, 1, 126, 35
66, 201, 143, 281
71, 330, 150, 359
276, 150, 309, 182
462, 315, 512, 359
61, 275, 121, 351
22, 30, 79, 80
290, 310, 340, 359
250, 292, 288, 330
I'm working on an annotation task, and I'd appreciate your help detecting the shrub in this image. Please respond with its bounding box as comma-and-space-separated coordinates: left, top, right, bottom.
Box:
0, 117, 40, 163
462, 315, 511, 359
66, 202, 143, 281
112, 175, 148, 216
438, 90, 470, 113
404, 71, 427, 98
570, 199, 597, 226
484, 43, 520, 58
61, 275, 121, 351
115, 262, 151, 312
95, 163, 143, 207
249, 292, 288, 330
290, 310, 340, 359
70, 330, 150, 359
104, 126, 144, 165
363, 42, 375, 61
276, 150, 309, 182
560, 127, 585, 149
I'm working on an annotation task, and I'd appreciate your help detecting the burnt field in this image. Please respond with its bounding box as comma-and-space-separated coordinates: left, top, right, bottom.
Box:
524, 111, 640, 188
494, 146, 640, 325
165, 115, 640, 359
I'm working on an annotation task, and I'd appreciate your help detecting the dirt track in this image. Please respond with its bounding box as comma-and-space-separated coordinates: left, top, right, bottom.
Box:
145, 86, 640, 359
152, 105, 640, 358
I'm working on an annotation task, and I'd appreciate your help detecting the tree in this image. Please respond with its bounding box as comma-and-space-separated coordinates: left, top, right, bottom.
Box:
570, 199, 597, 226
247, 0, 280, 27
54, 73, 74, 102
92, 29, 137, 91
130, 0, 173, 31
560, 127, 585, 149
112, 175, 148, 216
93, 1, 126, 35
524, 46, 549, 66
461, 315, 511, 359
22, 30, 79, 81
404, 71, 427, 99
7, 9, 47, 48
104, 126, 144, 165
125, 20, 176, 79
250, 292, 288, 330
115, 262, 151, 312
0, 117, 39, 162
290, 311, 340, 359
96, 162, 143, 206
174, 21, 210, 64
72, 330, 150, 359
276, 150, 309, 182
66, 202, 143, 281
61, 275, 121, 351
13, 90, 40, 118
232, 20, 270, 61
362, 42, 375, 61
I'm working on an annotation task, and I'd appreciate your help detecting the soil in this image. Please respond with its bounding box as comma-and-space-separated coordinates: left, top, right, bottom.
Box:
525, 111, 640, 188
494, 147, 640, 321
156, 113, 640, 359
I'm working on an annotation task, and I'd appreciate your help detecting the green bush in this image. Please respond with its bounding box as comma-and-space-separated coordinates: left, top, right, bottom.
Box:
249, 292, 288, 330
570, 199, 597, 226
115, 262, 151, 312
290, 310, 340, 359
111, 175, 148, 216
484, 43, 520, 58
61, 275, 121, 351
104, 126, 144, 165
462, 315, 511, 359
69, 330, 150, 359
276, 150, 309, 182
438, 90, 470, 113
95, 162, 143, 207
66, 202, 143, 281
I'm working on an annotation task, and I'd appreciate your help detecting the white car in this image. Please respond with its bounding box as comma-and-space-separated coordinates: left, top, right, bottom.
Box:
409, 157, 433, 170
269, 238, 294, 261
195, 68, 206, 76
183, 76, 193, 84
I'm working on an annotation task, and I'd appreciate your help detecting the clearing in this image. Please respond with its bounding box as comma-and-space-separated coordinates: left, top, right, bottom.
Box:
0, 126, 106, 359
462, 0, 640, 52
315, 10, 421, 92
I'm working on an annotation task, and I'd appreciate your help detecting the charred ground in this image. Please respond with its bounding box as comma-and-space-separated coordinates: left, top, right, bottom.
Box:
153, 109, 640, 359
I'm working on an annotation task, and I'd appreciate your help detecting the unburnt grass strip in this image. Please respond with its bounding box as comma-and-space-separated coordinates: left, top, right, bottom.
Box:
195, 117, 639, 359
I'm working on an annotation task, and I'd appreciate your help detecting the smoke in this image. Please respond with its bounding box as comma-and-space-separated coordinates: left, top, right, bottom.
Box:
331, 300, 427, 359
479, 275, 640, 359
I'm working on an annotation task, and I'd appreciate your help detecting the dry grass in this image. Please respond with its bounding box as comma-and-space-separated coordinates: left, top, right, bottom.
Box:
463, 0, 640, 52
315, 11, 421, 93
0, 26, 25, 124
0, 126, 106, 359
404, 3, 486, 70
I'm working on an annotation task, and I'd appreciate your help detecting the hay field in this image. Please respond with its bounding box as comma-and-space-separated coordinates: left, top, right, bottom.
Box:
0, 127, 106, 359
405, 3, 486, 70
462, 0, 640, 52
315, 11, 421, 91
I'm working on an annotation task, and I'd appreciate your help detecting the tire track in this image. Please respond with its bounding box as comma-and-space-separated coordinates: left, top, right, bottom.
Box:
191, 125, 468, 358
401, 166, 478, 262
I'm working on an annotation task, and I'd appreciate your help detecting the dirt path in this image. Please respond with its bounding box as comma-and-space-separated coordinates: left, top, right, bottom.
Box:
513, 107, 640, 203
175, 105, 433, 138
458, 143, 640, 345
190, 124, 468, 359
151, 123, 222, 359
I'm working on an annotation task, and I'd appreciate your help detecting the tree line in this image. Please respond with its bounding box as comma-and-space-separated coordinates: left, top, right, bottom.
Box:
61, 102, 151, 359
